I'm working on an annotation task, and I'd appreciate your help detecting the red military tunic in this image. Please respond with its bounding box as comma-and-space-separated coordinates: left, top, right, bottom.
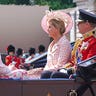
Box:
65, 31, 96, 68
15, 57, 25, 69
5, 55, 17, 66
78, 35, 96, 61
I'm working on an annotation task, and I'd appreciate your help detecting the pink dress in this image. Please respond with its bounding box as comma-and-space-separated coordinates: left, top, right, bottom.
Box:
27, 35, 71, 79
44, 35, 71, 71
0, 35, 71, 80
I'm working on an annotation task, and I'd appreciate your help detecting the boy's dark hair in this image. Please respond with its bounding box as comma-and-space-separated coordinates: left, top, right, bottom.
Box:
38, 45, 45, 53
16, 48, 23, 57
7, 44, 15, 55
29, 48, 36, 56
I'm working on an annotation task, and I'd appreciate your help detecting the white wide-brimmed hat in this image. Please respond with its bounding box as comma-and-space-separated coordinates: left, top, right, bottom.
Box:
41, 10, 73, 34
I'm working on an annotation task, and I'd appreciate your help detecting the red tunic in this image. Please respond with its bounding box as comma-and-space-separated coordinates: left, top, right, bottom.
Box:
66, 35, 96, 68
15, 57, 25, 68
5, 55, 17, 66
78, 36, 96, 61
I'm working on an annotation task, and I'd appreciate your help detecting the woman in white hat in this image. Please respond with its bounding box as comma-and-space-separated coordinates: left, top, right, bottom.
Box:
39, 10, 73, 78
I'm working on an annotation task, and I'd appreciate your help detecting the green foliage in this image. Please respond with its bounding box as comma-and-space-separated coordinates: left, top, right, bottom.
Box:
15, 0, 30, 5
0, 0, 76, 8
0, 0, 30, 5
34, 0, 76, 10
0, 0, 15, 4
34, 0, 47, 5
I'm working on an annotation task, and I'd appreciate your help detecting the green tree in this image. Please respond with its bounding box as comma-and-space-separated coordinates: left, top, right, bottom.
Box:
0, 0, 15, 4
34, 0, 76, 10
15, 0, 30, 5
0, 0, 30, 5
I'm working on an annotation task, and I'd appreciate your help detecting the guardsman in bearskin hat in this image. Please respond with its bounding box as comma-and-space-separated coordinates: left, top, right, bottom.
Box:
5, 44, 17, 66
16, 48, 25, 69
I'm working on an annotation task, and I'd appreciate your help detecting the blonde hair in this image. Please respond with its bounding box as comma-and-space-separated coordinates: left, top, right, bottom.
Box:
49, 18, 65, 35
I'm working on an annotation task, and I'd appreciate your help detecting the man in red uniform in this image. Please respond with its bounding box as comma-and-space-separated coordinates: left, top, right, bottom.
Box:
5, 45, 17, 66
62, 9, 96, 69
